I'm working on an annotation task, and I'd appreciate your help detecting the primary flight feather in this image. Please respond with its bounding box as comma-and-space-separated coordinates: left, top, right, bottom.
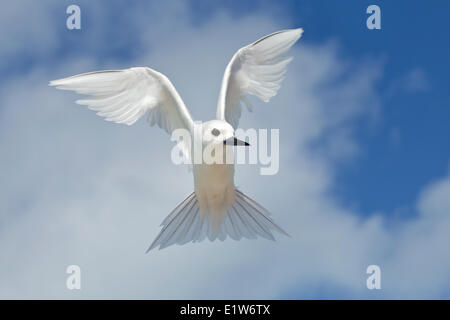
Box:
49, 28, 303, 251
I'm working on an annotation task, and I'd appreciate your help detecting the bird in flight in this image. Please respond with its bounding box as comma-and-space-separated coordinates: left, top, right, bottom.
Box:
49, 28, 303, 251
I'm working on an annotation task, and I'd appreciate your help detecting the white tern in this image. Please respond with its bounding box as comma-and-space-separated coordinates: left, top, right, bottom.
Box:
49, 28, 303, 251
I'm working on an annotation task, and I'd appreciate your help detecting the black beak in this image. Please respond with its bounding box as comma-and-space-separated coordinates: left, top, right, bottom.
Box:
223, 137, 250, 146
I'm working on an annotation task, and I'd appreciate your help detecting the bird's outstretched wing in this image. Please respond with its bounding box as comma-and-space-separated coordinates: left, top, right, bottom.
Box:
216, 28, 303, 129
49, 67, 193, 133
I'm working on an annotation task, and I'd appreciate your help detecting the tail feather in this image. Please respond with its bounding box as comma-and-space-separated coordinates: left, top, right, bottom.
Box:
234, 199, 275, 240
235, 190, 290, 237
160, 192, 195, 226
146, 189, 289, 252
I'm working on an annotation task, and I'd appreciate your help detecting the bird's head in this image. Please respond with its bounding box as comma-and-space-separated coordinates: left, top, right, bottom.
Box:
202, 120, 249, 148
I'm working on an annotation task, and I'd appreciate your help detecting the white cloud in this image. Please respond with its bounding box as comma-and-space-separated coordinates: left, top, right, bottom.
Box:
0, 0, 57, 61
0, 1, 449, 299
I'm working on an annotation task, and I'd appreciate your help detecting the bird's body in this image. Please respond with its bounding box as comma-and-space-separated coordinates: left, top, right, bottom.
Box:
194, 156, 235, 216
193, 120, 236, 220
50, 28, 303, 250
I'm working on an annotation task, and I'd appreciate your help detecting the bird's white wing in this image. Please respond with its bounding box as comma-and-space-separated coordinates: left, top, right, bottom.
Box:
49, 67, 193, 134
216, 28, 303, 128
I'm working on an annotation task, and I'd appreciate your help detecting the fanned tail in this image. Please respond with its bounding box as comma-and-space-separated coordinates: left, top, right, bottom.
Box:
146, 189, 289, 252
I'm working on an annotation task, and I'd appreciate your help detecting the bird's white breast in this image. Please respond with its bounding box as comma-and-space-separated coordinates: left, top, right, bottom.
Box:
193, 159, 235, 216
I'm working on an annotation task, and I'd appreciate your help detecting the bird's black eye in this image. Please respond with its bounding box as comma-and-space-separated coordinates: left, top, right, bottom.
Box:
211, 128, 220, 136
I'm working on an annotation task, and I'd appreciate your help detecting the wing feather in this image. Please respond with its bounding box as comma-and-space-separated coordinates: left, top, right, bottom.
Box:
49, 67, 193, 133
216, 28, 303, 128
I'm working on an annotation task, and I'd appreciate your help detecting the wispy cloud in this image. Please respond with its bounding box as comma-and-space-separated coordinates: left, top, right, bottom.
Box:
386, 67, 430, 99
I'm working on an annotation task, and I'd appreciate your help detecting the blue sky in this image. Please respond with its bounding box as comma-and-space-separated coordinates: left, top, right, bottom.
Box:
1, 0, 450, 299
